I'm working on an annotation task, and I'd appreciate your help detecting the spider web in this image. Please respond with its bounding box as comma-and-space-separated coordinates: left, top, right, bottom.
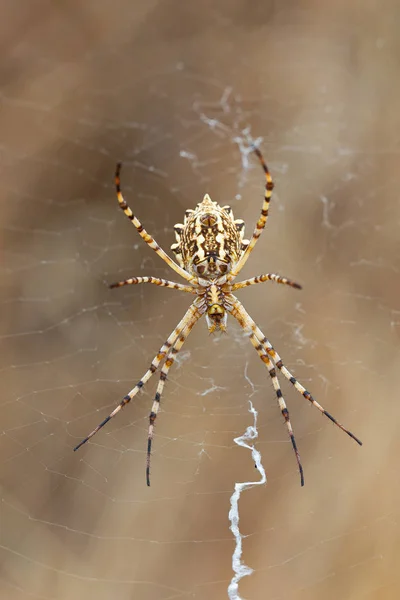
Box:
1, 2, 400, 599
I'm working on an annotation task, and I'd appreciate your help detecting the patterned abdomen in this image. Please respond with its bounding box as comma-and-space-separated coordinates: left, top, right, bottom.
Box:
171, 194, 248, 278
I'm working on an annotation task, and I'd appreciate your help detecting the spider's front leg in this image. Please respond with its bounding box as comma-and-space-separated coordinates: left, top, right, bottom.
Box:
228, 295, 362, 485
262, 339, 362, 446
227, 295, 304, 484
146, 304, 203, 485
73, 301, 202, 452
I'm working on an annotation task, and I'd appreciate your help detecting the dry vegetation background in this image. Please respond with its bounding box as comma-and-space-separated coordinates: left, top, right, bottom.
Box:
1, 1, 400, 599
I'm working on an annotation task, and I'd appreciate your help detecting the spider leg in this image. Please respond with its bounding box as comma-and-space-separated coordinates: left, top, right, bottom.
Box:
115, 163, 195, 283
261, 338, 362, 446
109, 275, 196, 293
228, 296, 304, 484
252, 332, 304, 485
146, 309, 202, 486
74, 301, 201, 452
229, 146, 274, 279
231, 273, 302, 292
229, 295, 362, 442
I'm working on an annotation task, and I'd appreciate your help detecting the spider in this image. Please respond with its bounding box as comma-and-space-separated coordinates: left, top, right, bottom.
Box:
74, 146, 362, 486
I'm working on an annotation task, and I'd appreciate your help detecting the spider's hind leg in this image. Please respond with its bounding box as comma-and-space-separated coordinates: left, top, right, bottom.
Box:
229, 146, 274, 279
114, 163, 194, 282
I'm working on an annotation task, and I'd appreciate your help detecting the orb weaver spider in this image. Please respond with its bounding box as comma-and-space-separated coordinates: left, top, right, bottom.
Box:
74, 146, 362, 486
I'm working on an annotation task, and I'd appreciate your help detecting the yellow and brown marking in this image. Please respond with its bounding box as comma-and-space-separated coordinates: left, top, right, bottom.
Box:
171, 194, 245, 277
74, 147, 361, 488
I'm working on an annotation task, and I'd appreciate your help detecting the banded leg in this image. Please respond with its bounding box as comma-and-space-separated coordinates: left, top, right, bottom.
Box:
228, 295, 303, 483
146, 310, 201, 486
115, 163, 194, 283
229, 146, 274, 279
74, 301, 201, 452
248, 330, 304, 485
263, 340, 362, 446
109, 275, 196, 293
231, 273, 302, 292
228, 296, 362, 446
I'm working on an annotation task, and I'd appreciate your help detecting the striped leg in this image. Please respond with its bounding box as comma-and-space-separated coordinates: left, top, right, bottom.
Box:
229, 146, 274, 279
146, 309, 201, 486
250, 330, 304, 484
109, 275, 196, 293
228, 296, 303, 484
228, 296, 362, 445
115, 163, 194, 283
74, 301, 201, 452
261, 340, 362, 446
231, 273, 302, 292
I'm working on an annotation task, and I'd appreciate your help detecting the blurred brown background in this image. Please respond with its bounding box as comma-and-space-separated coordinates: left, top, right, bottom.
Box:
1, 1, 399, 599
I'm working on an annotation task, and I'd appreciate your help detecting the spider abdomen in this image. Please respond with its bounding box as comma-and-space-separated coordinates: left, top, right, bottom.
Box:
171, 193, 246, 278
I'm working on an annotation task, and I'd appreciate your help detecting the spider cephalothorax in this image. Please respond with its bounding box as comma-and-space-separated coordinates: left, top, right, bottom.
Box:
74, 147, 362, 487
